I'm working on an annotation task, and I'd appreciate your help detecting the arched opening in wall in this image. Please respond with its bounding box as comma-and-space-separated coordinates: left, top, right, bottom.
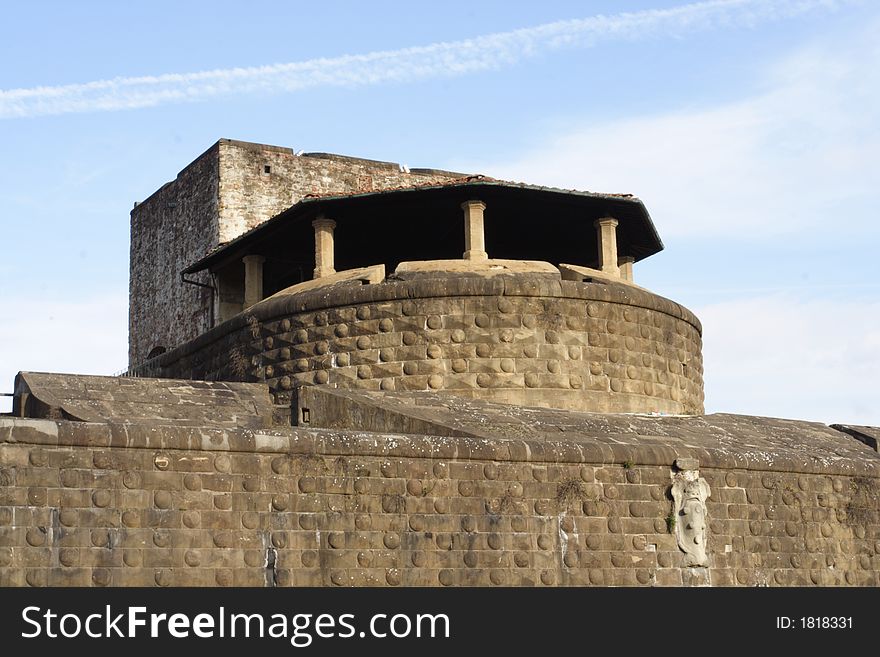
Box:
147, 346, 167, 360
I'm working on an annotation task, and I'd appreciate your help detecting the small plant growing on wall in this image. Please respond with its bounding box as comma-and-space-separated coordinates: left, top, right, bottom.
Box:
555, 478, 588, 510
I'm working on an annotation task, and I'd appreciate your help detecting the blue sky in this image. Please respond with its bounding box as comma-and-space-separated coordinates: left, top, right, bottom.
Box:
1, 0, 877, 424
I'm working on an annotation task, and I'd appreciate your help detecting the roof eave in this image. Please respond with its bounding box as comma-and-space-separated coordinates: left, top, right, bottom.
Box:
182, 180, 661, 274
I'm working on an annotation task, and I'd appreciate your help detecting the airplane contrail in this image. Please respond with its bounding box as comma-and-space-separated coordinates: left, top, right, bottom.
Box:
0, 0, 850, 119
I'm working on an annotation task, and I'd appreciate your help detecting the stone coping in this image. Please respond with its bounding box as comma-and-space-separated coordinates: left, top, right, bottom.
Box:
264, 264, 385, 300
2, 417, 876, 478
12, 372, 274, 428
393, 259, 560, 277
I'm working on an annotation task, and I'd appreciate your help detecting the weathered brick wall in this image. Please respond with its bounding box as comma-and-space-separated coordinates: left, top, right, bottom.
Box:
1, 418, 877, 587
129, 139, 464, 367
138, 276, 705, 415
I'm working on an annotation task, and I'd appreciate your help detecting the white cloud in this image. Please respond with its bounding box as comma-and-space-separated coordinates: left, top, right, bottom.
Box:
0, 294, 127, 413
0, 0, 851, 119
451, 18, 880, 426
460, 14, 880, 240
698, 295, 880, 425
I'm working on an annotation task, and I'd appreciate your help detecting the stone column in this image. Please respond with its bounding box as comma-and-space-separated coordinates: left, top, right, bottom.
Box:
618, 256, 634, 282
462, 200, 488, 261
594, 217, 620, 276
242, 255, 266, 309
312, 216, 337, 279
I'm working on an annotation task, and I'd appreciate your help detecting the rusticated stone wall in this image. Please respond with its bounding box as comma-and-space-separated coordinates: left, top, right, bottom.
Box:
129, 139, 463, 366
0, 417, 877, 587
137, 276, 705, 415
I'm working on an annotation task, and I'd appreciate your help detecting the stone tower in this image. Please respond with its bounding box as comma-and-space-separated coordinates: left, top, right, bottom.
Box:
129, 139, 463, 366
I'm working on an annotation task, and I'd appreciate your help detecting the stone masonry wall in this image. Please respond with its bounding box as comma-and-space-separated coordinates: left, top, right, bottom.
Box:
0, 418, 877, 587
129, 139, 463, 367
129, 143, 219, 367
216, 142, 461, 242
138, 277, 705, 416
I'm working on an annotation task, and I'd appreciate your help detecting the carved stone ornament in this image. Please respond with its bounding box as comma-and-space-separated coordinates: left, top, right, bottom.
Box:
671, 469, 711, 567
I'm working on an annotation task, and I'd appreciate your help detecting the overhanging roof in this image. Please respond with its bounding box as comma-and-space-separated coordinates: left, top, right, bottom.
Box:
184, 178, 663, 275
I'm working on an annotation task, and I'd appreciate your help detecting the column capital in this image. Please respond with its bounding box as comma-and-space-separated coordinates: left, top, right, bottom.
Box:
242, 254, 266, 265
312, 216, 336, 231
594, 217, 618, 229
461, 199, 487, 212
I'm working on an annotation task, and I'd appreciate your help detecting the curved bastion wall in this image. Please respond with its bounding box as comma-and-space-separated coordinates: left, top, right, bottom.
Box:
137, 274, 705, 415
0, 408, 877, 588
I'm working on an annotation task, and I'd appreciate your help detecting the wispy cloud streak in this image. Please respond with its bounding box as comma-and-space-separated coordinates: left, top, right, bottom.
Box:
0, 0, 847, 119
453, 8, 879, 240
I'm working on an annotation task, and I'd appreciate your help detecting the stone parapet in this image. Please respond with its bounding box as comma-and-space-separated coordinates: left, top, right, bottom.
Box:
1, 413, 877, 587
134, 274, 704, 415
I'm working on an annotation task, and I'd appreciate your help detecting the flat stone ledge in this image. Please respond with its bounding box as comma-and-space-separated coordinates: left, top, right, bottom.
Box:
12, 372, 274, 428
831, 424, 879, 452
393, 259, 560, 278
264, 264, 385, 300
2, 416, 876, 477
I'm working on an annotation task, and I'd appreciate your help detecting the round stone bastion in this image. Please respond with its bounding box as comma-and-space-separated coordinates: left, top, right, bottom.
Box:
142, 270, 704, 415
